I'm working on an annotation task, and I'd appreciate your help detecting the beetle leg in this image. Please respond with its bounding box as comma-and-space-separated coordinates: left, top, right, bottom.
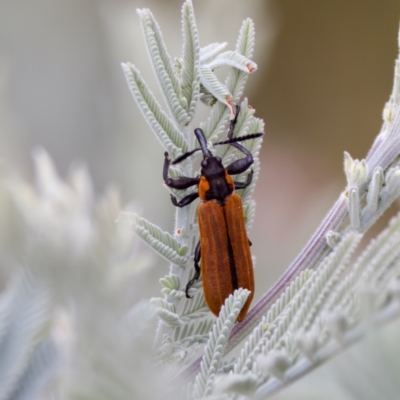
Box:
227, 105, 240, 139
185, 241, 201, 298
234, 169, 253, 189
225, 141, 255, 175
226, 105, 260, 175
163, 152, 200, 189
170, 192, 199, 208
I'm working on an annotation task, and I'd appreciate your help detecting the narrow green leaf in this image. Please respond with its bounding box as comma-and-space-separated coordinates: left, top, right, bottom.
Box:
227, 18, 256, 102
200, 42, 228, 63
150, 297, 176, 313
200, 101, 230, 141
150, 298, 182, 326
193, 289, 250, 398
180, 0, 200, 120
181, 289, 207, 317
207, 50, 257, 73
160, 274, 183, 298
122, 62, 188, 157
10, 339, 58, 400
200, 66, 235, 119
156, 336, 186, 364
119, 212, 188, 265
244, 199, 256, 232
178, 245, 188, 256
160, 274, 180, 290
174, 318, 215, 343
138, 9, 190, 126
0, 271, 51, 400
158, 309, 183, 327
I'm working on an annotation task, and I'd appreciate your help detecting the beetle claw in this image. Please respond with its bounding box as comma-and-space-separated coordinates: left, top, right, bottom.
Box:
185, 285, 193, 299
170, 194, 178, 206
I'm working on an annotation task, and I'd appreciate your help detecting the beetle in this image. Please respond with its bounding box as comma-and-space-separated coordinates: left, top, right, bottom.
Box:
163, 107, 263, 321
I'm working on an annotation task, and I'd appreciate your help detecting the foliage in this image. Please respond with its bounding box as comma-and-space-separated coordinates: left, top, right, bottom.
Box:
1, 1, 400, 399
121, 1, 400, 398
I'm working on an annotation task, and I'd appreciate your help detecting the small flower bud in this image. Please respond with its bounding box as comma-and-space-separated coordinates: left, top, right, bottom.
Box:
326, 312, 349, 344
343, 152, 368, 189
296, 329, 320, 362
383, 100, 397, 124
326, 230, 342, 249
256, 350, 291, 381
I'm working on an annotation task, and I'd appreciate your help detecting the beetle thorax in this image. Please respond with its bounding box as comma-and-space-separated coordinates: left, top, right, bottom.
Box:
198, 156, 234, 202
201, 156, 225, 179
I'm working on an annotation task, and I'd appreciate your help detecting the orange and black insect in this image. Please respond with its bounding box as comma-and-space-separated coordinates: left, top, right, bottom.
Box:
163, 107, 262, 322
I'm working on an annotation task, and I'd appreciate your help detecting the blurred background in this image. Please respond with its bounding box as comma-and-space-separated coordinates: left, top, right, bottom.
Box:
0, 0, 399, 302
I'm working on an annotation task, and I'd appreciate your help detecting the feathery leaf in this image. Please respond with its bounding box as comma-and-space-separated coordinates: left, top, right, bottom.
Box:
119, 212, 188, 265
175, 318, 215, 344
200, 67, 234, 119
227, 18, 256, 102
0, 271, 52, 400
200, 42, 228, 63
180, 0, 200, 120
9, 339, 58, 400
200, 18, 256, 142
193, 289, 250, 398
206, 50, 257, 73
138, 8, 190, 126
234, 270, 313, 375
122, 62, 188, 157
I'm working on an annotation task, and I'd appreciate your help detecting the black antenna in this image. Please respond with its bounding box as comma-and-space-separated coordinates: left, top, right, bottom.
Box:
172, 148, 201, 165
213, 132, 263, 146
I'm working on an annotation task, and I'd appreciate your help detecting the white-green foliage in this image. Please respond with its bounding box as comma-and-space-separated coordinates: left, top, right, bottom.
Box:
233, 270, 314, 375
0, 270, 56, 400
137, 8, 191, 127
179, 0, 200, 120
2, 1, 400, 399
10, 339, 57, 400
192, 289, 250, 399
122, 62, 188, 158
120, 212, 188, 265
0, 147, 165, 398
123, 1, 400, 399
122, 0, 262, 376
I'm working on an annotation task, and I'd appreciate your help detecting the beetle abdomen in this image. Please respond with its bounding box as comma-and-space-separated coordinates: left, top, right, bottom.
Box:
198, 194, 254, 322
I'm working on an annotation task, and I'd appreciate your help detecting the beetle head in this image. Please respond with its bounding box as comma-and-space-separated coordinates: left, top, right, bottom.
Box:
193, 128, 225, 177
200, 155, 224, 177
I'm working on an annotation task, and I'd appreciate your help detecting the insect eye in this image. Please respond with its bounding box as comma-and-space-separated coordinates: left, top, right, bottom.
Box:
201, 159, 208, 168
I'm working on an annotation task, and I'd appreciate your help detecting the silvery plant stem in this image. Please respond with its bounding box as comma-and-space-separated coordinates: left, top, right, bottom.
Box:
154, 127, 192, 345
227, 107, 400, 353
